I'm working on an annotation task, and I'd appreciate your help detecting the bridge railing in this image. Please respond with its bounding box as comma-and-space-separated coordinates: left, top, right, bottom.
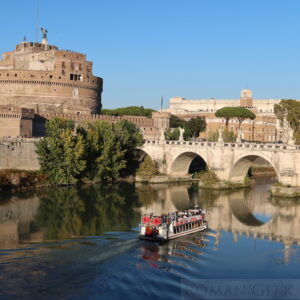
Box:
143, 139, 300, 151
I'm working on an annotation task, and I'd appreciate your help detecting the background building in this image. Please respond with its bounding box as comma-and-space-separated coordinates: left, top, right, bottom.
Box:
163, 89, 291, 142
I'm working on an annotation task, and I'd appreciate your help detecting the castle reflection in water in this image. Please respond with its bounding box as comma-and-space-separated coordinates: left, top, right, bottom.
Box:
0, 178, 299, 264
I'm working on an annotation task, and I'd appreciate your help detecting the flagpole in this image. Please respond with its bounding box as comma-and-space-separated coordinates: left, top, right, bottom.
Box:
160, 96, 163, 113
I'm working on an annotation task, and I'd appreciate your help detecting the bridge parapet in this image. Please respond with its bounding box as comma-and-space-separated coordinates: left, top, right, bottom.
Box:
144, 140, 300, 152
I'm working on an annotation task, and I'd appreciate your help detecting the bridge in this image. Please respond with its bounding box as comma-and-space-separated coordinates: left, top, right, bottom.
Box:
140, 140, 300, 186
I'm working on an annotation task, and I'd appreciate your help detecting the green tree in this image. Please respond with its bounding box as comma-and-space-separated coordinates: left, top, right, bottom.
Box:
113, 120, 144, 175
207, 129, 236, 142
84, 121, 126, 182
223, 129, 237, 142
234, 107, 256, 129
215, 107, 237, 129
35, 118, 86, 185
184, 117, 206, 140
215, 107, 256, 129
164, 128, 180, 140
101, 106, 155, 117
170, 114, 187, 128
274, 99, 300, 145
136, 155, 158, 177
274, 99, 300, 131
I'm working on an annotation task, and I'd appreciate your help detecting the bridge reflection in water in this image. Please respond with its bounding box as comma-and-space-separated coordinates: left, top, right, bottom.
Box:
0, 180, 299, 265
138, 178, 299, 264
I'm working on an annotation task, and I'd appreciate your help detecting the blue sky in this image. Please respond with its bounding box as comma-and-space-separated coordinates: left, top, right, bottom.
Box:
1, 0, 300, 109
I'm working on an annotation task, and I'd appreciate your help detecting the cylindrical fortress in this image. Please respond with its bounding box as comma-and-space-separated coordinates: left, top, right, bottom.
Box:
0, 41, 102, 114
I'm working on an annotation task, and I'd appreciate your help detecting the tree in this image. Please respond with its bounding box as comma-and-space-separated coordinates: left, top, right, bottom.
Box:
101, 106, 155, 117
170, 114, 187, 128
215, 107, 256, 129
274, 99, 300, 131
113, 120, 144, 174
164, 128, 180, 140
136, 155, 158, 177
274, 99, 300, 144
215, 107, 237, 129
234, 107, 256, 129
84, 121, 126, 182
36, 118, 144, 184
184, 117, 206, 139
35, 118, 86, 185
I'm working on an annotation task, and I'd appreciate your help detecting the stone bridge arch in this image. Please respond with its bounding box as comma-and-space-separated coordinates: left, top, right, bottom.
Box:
169, 151, 208, 176
229, 154, 278, 183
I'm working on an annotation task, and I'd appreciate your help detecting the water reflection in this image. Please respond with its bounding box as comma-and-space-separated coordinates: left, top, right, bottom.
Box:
0, 178, 299, 251
1, 179, 300, 299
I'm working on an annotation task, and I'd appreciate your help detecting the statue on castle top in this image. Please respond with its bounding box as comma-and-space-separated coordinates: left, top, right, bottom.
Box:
41, 28, 48, 40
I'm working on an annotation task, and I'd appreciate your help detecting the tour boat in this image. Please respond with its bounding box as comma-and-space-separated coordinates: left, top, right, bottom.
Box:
139, 208, 207, 242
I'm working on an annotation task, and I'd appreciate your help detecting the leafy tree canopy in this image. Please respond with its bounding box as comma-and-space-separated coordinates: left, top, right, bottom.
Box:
184, 116, 206, 140
274, 99, 300, 131
35, 118, 86, 185
215, 107, 256, 127
170, 114, 187, 128
169, 115, 206, 140
101, 106, 155, 118
36, 118, 143, 184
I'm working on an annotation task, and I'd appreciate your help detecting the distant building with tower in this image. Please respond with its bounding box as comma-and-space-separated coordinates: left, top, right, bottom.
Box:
163, 89, 293, 142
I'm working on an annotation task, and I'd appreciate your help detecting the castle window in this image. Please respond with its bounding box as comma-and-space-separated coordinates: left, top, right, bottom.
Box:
49, 75, 53, 79
7, 74, 9, 77
59, 76, 61, 79
15, 74, 17, 77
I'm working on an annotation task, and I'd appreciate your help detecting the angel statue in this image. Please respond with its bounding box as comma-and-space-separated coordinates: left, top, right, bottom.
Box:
41, 28, 48, 40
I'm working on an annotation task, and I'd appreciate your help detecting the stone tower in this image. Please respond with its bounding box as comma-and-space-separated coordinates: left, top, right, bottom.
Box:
152, 112, 171, 130
240, 89, 253, 107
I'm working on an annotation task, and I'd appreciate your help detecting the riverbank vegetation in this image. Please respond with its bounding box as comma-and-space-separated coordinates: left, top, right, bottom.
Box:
36, 117, 143, 185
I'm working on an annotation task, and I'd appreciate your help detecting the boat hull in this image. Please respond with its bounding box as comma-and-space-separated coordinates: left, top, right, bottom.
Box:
139, 224, 207, 242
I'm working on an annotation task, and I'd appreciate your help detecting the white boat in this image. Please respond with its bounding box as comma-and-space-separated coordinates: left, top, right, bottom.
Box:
139, 208, 207, 242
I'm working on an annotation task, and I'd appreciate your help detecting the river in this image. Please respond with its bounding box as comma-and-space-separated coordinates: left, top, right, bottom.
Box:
0, 177, 299, 299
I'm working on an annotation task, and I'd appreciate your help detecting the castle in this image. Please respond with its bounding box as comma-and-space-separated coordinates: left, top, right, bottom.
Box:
0, 33, 170, 139
0, 36, 102, 114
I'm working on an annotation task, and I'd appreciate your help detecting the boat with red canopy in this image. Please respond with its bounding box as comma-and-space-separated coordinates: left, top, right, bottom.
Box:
139, 208, 207, 242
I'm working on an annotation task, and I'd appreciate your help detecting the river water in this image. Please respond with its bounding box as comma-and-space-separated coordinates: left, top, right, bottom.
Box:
0, 177, 300, 299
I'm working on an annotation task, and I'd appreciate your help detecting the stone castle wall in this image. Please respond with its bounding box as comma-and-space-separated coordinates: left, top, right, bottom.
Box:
0, 139, 40, 170
0, 70, 102, 114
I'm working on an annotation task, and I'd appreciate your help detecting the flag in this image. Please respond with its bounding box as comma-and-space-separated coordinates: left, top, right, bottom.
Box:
161, 97, 163, 108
